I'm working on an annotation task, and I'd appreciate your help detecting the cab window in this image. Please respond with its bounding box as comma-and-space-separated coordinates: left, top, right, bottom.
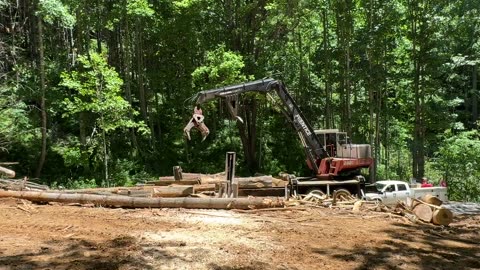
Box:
397, 184, 407, 191
385, 185, 395, 193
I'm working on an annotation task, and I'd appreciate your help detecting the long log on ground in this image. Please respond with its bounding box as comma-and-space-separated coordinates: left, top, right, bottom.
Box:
60, 186, 156, 194
0, 166, 15, 178
153, 186, 194, 197
0, 190, 284, 209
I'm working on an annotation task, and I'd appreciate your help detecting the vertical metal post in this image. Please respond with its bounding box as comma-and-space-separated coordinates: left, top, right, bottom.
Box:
225, 152, 236, 197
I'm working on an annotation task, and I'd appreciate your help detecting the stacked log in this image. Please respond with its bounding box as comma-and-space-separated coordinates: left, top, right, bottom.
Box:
408, 196, 453, 225
0, 178, 49, 191
152, 186, 194, 197
145, 178, 200, 186
0, 166, 15, 178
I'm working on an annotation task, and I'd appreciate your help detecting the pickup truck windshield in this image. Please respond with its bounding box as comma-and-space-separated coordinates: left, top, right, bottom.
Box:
375, 183, 386, 192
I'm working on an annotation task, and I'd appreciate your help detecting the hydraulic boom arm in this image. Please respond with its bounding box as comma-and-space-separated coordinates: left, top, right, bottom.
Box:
193, 78, 329, 173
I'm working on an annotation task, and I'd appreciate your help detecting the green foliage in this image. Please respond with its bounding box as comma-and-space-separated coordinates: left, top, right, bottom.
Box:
434, 131, 480, 202
60, 52, 146, 134
127, 0, 154, 17
53, 178, 97, 189
0, 86, 34, 152
192, 45, 253, 89
38, 0, 76, 28
2, 0, 480, 201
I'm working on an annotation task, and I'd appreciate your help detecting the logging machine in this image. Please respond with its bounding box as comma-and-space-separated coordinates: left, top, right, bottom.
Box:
192, 78, 373, 197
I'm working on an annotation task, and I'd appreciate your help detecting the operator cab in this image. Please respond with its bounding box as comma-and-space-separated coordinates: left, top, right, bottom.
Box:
315, 129, 371, 159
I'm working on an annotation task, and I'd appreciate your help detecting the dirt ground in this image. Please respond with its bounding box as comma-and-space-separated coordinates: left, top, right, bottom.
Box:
0, 198, 479, 270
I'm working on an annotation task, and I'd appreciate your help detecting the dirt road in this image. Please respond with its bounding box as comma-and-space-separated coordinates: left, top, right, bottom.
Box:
0, 198, 479, 270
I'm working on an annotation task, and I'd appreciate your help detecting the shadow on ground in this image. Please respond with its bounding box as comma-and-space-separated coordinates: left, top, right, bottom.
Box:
311, 221, 480, 270
0, 235, 186, 270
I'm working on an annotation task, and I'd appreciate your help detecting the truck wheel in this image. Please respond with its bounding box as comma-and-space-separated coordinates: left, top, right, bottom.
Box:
306, 189, 327, 200
333, 189, 352, 202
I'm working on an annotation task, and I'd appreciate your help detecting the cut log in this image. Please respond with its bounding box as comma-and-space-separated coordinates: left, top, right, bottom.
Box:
61, 186, 155, 194
422, 194, 443, 206
0, 190, 284, 210
115, 189, 153, 197
237, 177, 271, 188
412, 198, 443, 210
0, 166, 15, 178
146, 178, 200, 186
432, 208, 453, 226
152, 186, 194, 197
193, 184, 216, 193
412, 204, 433, 222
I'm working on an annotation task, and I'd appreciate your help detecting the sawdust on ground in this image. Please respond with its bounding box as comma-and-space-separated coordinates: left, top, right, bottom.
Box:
0, 197, 478, 270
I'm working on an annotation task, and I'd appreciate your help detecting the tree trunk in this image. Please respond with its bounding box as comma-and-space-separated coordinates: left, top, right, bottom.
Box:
367, 0, 377, 183
411, 0, 424, 180
322, 7, 332, 129
237, 98, 258, 174
34, 3, 47, 179
0, 190, 284, 210
472, 64, 478, 127
136, 19, 147, 122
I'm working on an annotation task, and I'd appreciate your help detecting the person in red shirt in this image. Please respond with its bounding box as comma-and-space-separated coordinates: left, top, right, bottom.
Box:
439, 179, 447, 187
421, 177, 433, 188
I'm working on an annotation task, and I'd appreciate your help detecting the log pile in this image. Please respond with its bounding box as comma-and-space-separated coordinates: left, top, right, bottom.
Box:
0, 165, 15, 178
395, 195, 454, 226
0, 178, 49, 191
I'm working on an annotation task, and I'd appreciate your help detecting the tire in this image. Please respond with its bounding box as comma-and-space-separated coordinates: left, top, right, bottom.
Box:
333, 189, 352, 202
306, 189, 326, 196
306, 189, 327, 200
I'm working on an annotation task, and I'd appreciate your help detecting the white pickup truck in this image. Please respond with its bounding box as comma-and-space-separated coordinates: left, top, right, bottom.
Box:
363, 180, 448, 205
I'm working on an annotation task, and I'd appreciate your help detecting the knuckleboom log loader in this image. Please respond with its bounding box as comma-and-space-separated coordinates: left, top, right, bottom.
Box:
192, 78, 373, 197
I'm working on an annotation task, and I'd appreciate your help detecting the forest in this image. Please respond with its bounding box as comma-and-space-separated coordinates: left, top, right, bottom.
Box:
0, 0, 479, 202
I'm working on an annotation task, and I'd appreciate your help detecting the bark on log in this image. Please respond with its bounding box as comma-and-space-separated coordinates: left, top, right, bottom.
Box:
238, 188, 286, 197
60, 186, 155, 194
0, 166, 15, 178
413, 204, 433, 222
0, 190, 284, 210
422, 194, 443, 206
432, 208, 453, 226
153, 186, 194, 197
